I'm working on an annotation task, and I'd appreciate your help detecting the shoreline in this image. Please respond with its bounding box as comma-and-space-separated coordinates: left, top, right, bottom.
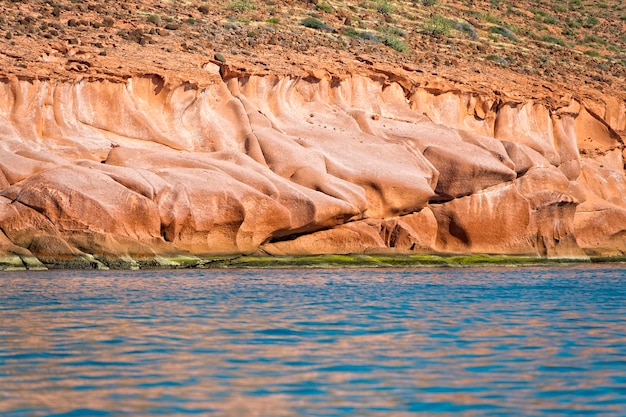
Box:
2, 253, 625, 271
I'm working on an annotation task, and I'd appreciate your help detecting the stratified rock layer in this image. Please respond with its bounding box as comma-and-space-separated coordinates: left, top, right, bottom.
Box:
0, 69, 624, 269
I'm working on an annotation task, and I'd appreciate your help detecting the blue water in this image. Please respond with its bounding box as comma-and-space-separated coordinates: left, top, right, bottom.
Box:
1, 265, 626, 416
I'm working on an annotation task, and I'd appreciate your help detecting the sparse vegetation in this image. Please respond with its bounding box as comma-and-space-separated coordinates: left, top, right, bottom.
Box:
567, 17, 582, 28
227, 0, 255, 12
424, 14, 453, 37
346, 27, 379, 41
490, 26, 519, 42
584, 16, 599, 27
540, 35, 567, 47
301, 17, 333, 31
345, 25, 408, 52
376, 0, 395, 14
316, 2, 333, 13
483, 12, 501, 24
0, 0, 622, 99
583, 35, 607, 46
378, 25, 407, 38
381, 34, 409, 52
457, 22, 478, 39
486, 54, 508, 65
532, 9, 547, 19
543, 15, 557, 25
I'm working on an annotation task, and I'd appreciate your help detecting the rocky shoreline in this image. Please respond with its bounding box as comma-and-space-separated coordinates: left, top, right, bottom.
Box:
4, 252, 625, 271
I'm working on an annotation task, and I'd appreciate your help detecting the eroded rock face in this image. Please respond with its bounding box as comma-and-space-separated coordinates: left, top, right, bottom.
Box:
0, 71, 624, 269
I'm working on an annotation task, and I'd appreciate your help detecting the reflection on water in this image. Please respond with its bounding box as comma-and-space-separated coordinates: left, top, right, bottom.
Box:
1, 266, 626, 416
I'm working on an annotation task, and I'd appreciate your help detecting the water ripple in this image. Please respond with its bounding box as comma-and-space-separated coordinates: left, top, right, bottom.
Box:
1, 265, 625, 416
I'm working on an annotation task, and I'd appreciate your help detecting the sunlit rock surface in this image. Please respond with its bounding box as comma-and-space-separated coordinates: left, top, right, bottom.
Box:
0, 70, 624, 269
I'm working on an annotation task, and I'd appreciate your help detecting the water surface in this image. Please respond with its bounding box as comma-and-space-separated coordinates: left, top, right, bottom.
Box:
2, 265, 626, 416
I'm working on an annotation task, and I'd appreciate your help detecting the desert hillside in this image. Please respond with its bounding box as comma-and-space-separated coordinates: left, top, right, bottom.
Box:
0, 0, 624, 269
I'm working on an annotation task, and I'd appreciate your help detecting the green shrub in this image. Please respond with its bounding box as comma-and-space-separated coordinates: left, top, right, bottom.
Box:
486, 54, 508, 65
562, 27, 576, 37
345, 27, 359, 37
490, 26, 519, 42
567, 17, 582, 28
543, 15, 557, 24
382, 34, 409, 52
540, 35, 567, 47
584, 16, 599, 28
346, 27, 406, 52
584, 50, 601, 57
345, 27, 379, 41
147, 14, 160, 24
266, 17, 280, 24
457, 22, 478, 39
422, 0, 436, 6
375, 0, 394, 15
316, 2, 333, 13
360, 31, 379, 41
483, 12, 501, 24
301, 17, 333, 31
583, 35, 607, 45
227, 0, 255, 12
379, 25, 406, 37
424, 14, 453, 37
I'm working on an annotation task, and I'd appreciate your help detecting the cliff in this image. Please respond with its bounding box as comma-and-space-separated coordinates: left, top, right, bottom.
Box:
0, 0, 625, 269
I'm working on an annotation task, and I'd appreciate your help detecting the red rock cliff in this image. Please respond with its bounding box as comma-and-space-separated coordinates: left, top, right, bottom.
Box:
0, 62, 624, 269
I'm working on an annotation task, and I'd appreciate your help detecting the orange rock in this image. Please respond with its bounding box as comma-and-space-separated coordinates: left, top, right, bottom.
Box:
0, 70, 624, 267
430, 181, 584, 257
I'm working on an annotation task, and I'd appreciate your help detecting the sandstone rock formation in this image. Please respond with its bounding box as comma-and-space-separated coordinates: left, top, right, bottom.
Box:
0, 63, 624, 269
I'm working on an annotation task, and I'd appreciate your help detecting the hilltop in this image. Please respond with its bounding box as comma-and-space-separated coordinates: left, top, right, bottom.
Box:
0, 0, 624, 99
